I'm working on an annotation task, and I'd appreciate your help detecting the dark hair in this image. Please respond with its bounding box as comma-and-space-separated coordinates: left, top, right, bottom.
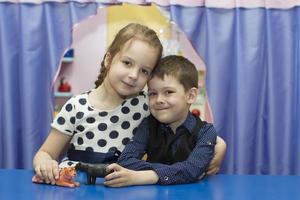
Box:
95, 23, 163, 88
151, 55, 198, 91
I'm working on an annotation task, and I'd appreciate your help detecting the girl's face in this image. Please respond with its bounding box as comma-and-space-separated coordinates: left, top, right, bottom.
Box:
105, 39, 159, 98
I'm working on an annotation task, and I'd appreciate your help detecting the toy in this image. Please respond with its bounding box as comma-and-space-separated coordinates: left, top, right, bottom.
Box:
75, 162, 112, 185
192, 108, 201, 117
32, 167, 80, 188
58, 77, 71, 92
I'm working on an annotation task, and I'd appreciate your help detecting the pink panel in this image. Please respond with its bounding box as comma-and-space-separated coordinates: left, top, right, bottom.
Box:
2, 0, 300, 9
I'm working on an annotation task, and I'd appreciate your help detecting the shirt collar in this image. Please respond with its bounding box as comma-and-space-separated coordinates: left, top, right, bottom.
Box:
160, 112, 196, 135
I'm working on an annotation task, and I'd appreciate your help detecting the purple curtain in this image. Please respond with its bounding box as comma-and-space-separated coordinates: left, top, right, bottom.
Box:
170, 6, 300, 175
1, 2, 299, 175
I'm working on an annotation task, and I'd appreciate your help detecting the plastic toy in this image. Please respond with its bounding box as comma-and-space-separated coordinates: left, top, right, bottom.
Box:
75, 162, 112, 185
32, 167, 80, 188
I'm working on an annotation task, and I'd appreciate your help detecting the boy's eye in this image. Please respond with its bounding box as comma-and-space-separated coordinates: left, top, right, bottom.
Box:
148, 92, 157, 96
165, 90, 174, 95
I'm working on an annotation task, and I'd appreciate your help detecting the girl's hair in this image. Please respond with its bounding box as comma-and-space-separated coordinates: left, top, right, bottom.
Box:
95, 23, 163, 88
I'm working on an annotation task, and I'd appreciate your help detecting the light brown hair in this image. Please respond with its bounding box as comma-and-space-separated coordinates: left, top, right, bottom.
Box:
151, 55, 198, 91
95, 23, 163, 88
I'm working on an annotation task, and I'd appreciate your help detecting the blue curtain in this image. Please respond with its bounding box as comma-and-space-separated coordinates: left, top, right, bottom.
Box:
170, 6, 300, 175
1, 2, 299, 175
0, 2, 98, 169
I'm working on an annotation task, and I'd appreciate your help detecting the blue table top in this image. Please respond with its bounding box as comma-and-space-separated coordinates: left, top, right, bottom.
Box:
0, 169, 299, 200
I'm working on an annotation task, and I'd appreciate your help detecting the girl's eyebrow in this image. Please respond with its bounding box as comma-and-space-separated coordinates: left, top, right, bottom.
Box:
122, 56, 153, 70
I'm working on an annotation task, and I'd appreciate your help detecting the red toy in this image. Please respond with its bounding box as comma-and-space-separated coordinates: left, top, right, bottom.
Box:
192, 108, 201, 117
58, 77, 71, 92
32, 167, 80, 188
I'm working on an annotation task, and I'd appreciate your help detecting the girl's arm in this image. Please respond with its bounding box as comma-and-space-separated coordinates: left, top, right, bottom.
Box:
33, 128, 71, 185
206, 136, 227, 175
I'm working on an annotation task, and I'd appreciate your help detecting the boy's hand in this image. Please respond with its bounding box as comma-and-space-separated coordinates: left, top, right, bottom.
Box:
104, 163, 138, 187
206, 136, 227, 175
104, 163, 159, 187
34, 159, 59, 185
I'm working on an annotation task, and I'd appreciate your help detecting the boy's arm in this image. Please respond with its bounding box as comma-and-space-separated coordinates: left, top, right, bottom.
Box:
104, 163, 158, 187
149, 124, 217, 185
117, 118, 155, 170
117, 122, 217, 185
207, 136, 227, 175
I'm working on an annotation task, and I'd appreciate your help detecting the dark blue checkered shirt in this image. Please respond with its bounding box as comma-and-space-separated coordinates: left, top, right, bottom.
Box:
118, 112, 217, 185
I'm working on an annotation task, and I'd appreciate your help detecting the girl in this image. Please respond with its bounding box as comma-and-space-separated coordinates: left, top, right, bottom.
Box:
33, 23, 226, 185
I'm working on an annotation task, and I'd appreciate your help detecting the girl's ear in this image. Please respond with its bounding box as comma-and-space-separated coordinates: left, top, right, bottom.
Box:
104, 52, 112, 68
186, 87, 198, 104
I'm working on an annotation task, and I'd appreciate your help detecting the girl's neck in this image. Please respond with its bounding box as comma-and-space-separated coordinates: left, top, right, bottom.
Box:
89, 84, 125, 111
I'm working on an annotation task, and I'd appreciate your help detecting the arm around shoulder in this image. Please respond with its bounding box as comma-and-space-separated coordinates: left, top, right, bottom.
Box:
206, 135, 227, 175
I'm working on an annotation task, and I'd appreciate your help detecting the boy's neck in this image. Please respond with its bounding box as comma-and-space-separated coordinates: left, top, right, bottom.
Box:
167, 110, 190, 133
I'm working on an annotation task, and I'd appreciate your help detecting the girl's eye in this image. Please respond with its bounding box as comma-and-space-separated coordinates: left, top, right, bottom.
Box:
141, 69, 150, 76
123, 60, 132, 66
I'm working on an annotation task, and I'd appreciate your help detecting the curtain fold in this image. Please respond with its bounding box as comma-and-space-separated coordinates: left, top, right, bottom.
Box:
0, 2, 98, 168
170, 6, 300, 175
1, 2, 299, 175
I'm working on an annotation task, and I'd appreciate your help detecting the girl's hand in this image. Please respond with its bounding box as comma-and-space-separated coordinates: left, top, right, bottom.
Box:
104, 163, 158, 187
34, 159, 59, 185
206, 136, 227, 175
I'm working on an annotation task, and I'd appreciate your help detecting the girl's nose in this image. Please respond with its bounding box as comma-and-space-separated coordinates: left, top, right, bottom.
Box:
128, 68, 139, 80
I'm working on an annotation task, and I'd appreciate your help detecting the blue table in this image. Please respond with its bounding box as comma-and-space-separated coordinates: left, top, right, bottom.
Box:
0, 169, 299, 200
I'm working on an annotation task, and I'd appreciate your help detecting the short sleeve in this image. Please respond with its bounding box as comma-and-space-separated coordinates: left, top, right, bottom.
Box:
51, 97, 76, 136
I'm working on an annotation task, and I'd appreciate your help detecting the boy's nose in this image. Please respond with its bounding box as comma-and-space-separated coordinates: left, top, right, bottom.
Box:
155, 94, 165, 104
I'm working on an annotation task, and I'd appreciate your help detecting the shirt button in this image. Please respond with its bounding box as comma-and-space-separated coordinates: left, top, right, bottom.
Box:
164, 176, 169, 181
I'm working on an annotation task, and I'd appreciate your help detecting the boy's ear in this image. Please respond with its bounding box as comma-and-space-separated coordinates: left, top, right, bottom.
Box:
186, 87, 198, 104
104, 52, 112, 68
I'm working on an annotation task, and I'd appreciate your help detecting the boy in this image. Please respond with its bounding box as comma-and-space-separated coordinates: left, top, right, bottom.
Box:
104, 55, 217, 187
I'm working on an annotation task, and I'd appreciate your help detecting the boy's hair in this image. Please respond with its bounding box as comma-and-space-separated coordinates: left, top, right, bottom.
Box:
151, 55, 198, 91
95, 23, 163, 88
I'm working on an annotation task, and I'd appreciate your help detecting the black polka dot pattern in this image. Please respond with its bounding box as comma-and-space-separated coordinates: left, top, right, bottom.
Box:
65, 104, 73, 112
130, 98, 139, 106
70, 117, 76, 124
77, 125, 85, 132
77, 137, 83, 145
98, 123, 107, 131
57, 117, 65, 125
122, 137, 130, 145
110, 115, 119, 123
143, 103, 148, 111
76, 112, 84, 119
121, 107, 130, 114
99, 112, 108, 117
109, 130, 119, 139
86, 117, 96, 123
79, 98, 87, 105
98, 139, 107, 147
121, 121, 130, 129
53, 93, 149, 158
132, 112, 141, 120
86, 131, 94, 139
86, 147, 94, 152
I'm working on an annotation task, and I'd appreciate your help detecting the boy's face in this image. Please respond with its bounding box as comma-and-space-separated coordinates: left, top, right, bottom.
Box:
148, 75, 196, 131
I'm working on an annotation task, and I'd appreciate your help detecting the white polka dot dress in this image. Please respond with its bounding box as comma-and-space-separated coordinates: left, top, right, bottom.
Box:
51, 91, 149, 167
